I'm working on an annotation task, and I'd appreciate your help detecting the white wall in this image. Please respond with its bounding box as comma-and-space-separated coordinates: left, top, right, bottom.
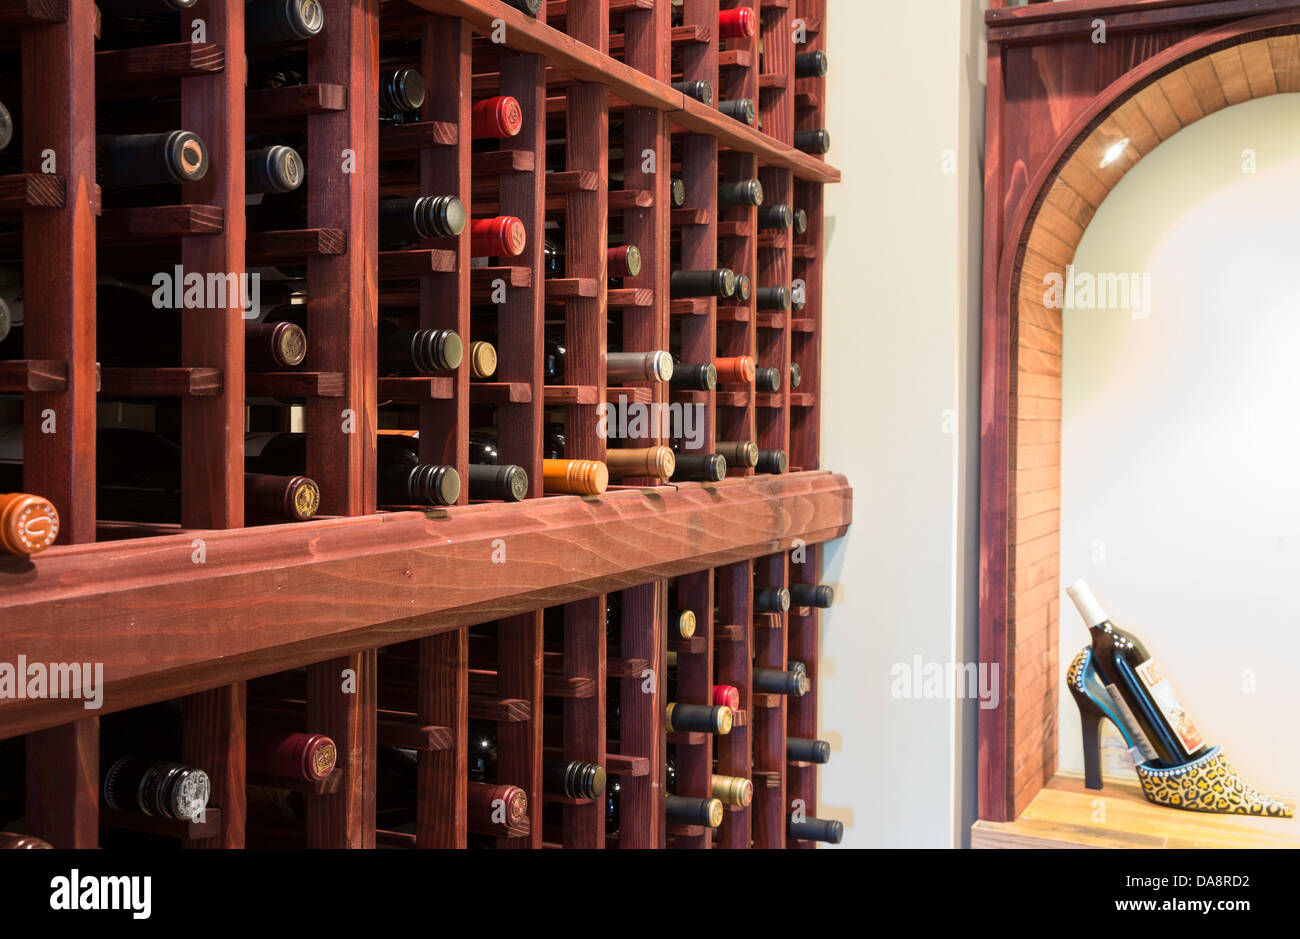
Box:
818, 0, 985, 847
1058, 95, 1300, 796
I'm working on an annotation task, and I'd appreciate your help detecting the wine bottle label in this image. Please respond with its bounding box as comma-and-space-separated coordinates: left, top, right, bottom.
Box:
1102, 682, 1160, 762
1135, 659, 1205, 754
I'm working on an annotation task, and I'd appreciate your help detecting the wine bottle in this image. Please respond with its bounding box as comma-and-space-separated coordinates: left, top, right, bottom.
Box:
717, 7, 756, 39
607, 244, 642, 280
0, 101, 11, 153
378, 195, 467, 246
0, 492, 60, 556
248, 431, 459, 507
606, 350, 673, 383
246, 144, 303, 194
793, 208, 809, 236
670, 452, 726, 483
0, 832, 52, 849
469, 341, 497, 379
790, 362, 803, 389
794, 129, 831, 155
715, 440, 758, 469
96, 285, 307, 371
666, 794, 723, 828
755, 366, 781, 393
668, 361, 717, 392
670, 177, 686, 208
671, 269, 735, 300
247, 728, 337, 782
98, 131, 209, 188
755, 586, 790, 614
757, 203, 794, 230
718, 99, 756, 126
1067, 580, 1206, 766
469, 781, 529, 836
755, 285, 790, 311
790, 816, 842, 844
715, 356, 755, 384
543, 459, 608, 496
102, 756, 210, 822
666, 702, 732, 735
790, 583, 834, 608
754, 666, 809, 697
734, 274, 752, 303
0, 294, 10, 345
472, 96, 523, 139
788, 736, 831, 764
467, 431, 529, 502
673, 80, 713, 106
471, 216, 527, 258
543, 758, 607, 800
718, 179, 763, 210
605, 446, 675, 480
246, 0, 325, 48
378, 68, 425, 124
711, 774, 753, 808
664, 581, 697, 640
264, 305, 460, 374
756, 449, 788, 475
795, 50, 829, 78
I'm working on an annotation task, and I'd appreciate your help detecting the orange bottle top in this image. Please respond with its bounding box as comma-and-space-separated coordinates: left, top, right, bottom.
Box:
542, 459, 608, 496
715, 356, 756, 384
0, 492, 60, 555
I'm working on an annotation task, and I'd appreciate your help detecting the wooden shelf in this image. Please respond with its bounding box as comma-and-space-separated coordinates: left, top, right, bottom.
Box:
972, 772, 1300, 849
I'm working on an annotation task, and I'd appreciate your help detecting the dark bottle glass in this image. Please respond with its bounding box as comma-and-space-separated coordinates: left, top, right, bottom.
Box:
788, 737, 832, 764
718, 98, 756, 126
666, 794, 723, 828
715, 440, 759, 469
1067, 582, 1205, 766
503, 0, 541, 15
754, 667, 810, 697
668, 361, 716, 392
263, 304, 460, 374
670, 269, 735, 300
98, 131, 208, 188
670, 452, 726, 483
756, 449, 789, 475
102, 756, 210, 822
246, 144, 304, 195
545, 329, 566, 382
246, 0, 325, 48
467, 430, 529, 502
757, 204, 794, 230
0, 101, 12, 153
718, 179, 763, 210
665, 702, 732, 735
673, 80, 713, 106
794, 129, 831, 155
755, 586, 791, 614
734, 275, 751, 303
378, 195, 467, 247
755, 286, 790, 311
790, 583, 834, 608
795, 50, 829, 78
790, 362, 803, 389
246, 431, 459, 507
790, 816, 843, 844
793, 208, 809, 235
378, 68, 426, 125
755, 367, 781, 393
670, 177, 686, 208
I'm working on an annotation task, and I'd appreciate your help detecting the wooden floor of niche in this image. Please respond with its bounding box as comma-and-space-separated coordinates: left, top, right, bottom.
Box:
971, 773, 1300, 849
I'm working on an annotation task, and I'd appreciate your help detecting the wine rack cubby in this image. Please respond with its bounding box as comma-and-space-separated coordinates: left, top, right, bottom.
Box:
0, 0, 847, 849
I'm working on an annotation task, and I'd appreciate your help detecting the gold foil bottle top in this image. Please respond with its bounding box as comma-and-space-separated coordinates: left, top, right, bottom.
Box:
543, 458, 608, 496
715, 706, 734, 735
290, 477, 321, 521
307, 737, 338, 781
605, 446, 676, 479
470, 340, 498, 379
675, 609, 696, 639
273, 321, 308, 367
705, 797, 724, 828
712, 774, 754, 808
0, 492, 60, 555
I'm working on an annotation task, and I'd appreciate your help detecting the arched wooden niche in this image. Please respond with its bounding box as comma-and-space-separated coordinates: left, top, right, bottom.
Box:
980, 11, 1300, 822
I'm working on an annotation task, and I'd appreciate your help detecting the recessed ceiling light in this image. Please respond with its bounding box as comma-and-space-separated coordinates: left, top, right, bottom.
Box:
1100, 138, 1131, 169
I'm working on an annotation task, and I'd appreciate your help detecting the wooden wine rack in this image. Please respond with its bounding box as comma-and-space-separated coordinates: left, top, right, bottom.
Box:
0, 0, 846, 849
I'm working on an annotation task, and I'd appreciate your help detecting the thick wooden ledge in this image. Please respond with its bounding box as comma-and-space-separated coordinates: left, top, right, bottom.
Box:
972, 772, 1300, 849
0, 471, 851, 739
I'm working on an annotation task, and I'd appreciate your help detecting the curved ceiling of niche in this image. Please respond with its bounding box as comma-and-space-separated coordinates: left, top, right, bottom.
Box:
1010, 25, 1300, 327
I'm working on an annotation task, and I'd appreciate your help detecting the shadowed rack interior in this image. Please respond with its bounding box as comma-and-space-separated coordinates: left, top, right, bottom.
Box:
0, 0, 846, 848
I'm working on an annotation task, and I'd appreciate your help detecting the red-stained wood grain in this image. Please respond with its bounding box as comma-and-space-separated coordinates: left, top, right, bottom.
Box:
306, 652, 376, 847
416, 629, 468, 847
183, 682, 246, 849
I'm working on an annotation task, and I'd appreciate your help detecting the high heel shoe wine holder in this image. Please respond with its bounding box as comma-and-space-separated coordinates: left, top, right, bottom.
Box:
1066, 581, 1293, 818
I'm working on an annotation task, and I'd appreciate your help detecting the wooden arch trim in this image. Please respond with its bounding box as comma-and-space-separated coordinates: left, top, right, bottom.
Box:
979, 10, 1300, 822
